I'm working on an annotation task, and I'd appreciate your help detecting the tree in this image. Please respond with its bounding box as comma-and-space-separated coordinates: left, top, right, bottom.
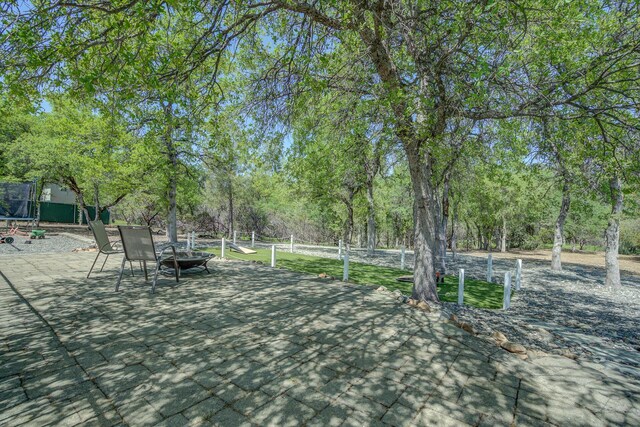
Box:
2, 1, 638, 300
262, 0, 639, 302
3, 97, 139, 221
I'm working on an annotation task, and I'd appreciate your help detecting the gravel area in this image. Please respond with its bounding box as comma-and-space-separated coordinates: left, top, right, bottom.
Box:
283, 243, 640, 370
0, 233, 93, 255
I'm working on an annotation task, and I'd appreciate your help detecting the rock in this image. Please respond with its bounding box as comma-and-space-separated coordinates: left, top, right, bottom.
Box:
516, 353, 529, 361
560, 349, 578, 360
535, 328, 554, 343
417, 301, 431, 312
407, 298, 418, 307
528, 349, 549, 359
73, 247, 97, 252
375, 286, 388, 293
492, 331, 508, 344
319, 273, 328, 278
460, 322, 474, 334
449, 314, 459, 324
500, 341, 527, 354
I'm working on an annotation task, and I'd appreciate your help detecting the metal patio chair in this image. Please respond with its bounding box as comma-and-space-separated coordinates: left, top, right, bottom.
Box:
115, 226, 179, 293
87, 220, 126, 278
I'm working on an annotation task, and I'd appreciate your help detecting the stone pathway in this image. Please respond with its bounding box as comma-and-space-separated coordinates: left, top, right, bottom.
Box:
1, 253, 639, 426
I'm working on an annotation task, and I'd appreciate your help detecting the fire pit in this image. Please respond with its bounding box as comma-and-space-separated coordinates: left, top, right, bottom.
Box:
160, 251, 214, 274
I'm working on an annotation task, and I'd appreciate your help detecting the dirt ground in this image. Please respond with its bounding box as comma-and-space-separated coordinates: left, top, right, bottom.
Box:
462, 249, 640, 276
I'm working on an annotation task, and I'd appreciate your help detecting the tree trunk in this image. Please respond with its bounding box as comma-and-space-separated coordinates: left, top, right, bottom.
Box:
500, 216, 507, 253
343, 192, 355, 252
604, 176, 623, 288
551, 180, 571, 271
406, 147, 439, 303
437, 174, 450, 273
366, 180, 376, 255
93, 183, 101, 221
451, 202, 458, 261
464, 219, 471, 251
476, 224, 483, 250
63, 176, 91, 226
227, 180, 234, 239
163, 103, 178, 243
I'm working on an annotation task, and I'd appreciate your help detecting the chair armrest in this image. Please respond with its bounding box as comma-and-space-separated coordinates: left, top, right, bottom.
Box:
158, 245, 177, 260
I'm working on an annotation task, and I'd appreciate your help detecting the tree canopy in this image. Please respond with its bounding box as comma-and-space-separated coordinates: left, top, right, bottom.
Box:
1, 0, 638, 299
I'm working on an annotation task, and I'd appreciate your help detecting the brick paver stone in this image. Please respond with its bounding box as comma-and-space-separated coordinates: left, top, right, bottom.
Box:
0, 252, 639, 426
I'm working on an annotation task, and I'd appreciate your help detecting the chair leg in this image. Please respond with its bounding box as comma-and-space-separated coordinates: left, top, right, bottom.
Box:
143, 261, 148, 281
115, 256, 127, 291
173, 258, 180, 283
99, 253, 110, 272
151, 261, 161, 293
129, 262, 134, 276
87, 252, 101, 278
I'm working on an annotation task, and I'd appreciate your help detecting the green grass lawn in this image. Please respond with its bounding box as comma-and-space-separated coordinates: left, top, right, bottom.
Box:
205, 247, 509, 309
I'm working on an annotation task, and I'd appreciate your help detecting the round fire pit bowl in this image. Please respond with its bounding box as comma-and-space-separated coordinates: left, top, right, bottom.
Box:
160, 251, 214, 274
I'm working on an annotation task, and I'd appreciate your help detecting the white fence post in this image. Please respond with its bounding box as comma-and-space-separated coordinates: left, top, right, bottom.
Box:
186, 233, 191, 251
338, 239, 342, 260
400, 245, 406, 270
503, 272, 512, 310
271, 245, 276, 268
487, 254, 493, 283
458, 269, 465, 306
191, 231, 195, 249
221, 238, 226, 258
343, 252, 349, 282
290, 234, 294, 253
251, 231, 255, 248
233, 230, 237, 245
515, 259, 522, 291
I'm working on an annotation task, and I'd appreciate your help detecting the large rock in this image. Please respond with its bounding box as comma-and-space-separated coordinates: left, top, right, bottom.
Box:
407, 298, 419, 307
492, 331, 508, 344
375, 286, 389, 293
460, 322, 474, 334
501, 341, 527, 354
417, 301, 431, 312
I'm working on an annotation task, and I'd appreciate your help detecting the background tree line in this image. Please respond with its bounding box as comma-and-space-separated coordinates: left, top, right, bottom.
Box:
1, 0, 638, 300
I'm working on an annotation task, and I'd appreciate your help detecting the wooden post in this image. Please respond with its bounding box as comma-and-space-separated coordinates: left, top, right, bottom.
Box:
338, 239, 342, 260
343, 252, 349, 282
458, 269, 465, 306
221, 238, 226, 259
271, 245, 276, 268
233, 230, 237, 245
400, 245, 406, 270
290, 234, 294, 253
251, 231, 255, 248
487, 254, 493, 283
515, 259, 522, 291
503, 272, 511, 310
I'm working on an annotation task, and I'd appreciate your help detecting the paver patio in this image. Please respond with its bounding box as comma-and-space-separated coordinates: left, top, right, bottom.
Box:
1, 253, 639, 426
